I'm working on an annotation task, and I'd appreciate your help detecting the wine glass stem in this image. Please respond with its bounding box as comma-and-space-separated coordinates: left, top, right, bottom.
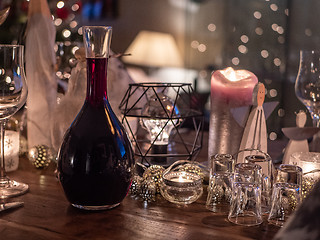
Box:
310, 115, 320, 151
0, 120, 7, 180
312, 118, 320, 128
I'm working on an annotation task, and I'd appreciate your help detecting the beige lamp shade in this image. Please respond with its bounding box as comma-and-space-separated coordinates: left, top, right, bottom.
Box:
122, 30, 183, 68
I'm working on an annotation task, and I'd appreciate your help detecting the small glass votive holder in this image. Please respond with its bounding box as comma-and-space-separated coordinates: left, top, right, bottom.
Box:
228, 163, 263, 226
302, 169, 320, 199
290, 152, 320, 199
228, 182, 262, 226
232, 162, 262, 184
160, 160, 203, 205
245, 154, 274, 213
276, 164, 302, 186
206, 154, 235, 212
268, 164, 302, 227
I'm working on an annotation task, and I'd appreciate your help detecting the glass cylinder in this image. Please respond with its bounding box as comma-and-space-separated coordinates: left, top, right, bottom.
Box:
268, 164, 302, 227
206, 154, 235, 212
245, 154, 274, 212
233, 162, 262, 184
276, 164, 302, 186
57, 26, 134, 210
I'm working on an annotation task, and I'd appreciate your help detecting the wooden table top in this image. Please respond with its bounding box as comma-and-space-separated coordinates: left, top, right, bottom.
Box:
1, 134, 285, 240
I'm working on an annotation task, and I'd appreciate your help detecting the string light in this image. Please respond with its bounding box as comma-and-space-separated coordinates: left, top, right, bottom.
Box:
231, 57, 240, 65
255, 27, 263, 35
253, 11, 262, 19
71, 4, 80, 11
261, 50, 269, 58
269, 132, 277, 141
78, 28, 83, 35
270, 4, 278, 11
62, 29, 71, 38
274, 58, 281, 66
70, 20, 78, 28
278, 36, 285, 44
277, 26, 284, 34
54, 18, 62, 26
271, 23, 278, 31
72, 46, 80, 55
269, 89, 277, 98
208, 23, 216, 32
278, 109, 285, 117
238, 45, 247, 54
198, 44, 206, 52
191, 40, 199, 49
57, 1, 65, 9
305, 29, 312, 37
240, 35, 249, 43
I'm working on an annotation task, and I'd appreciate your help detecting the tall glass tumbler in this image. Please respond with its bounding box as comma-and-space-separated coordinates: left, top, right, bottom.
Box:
206, 154, 235, 212
228, 163, 263, 226
245, 154, 275, 213
268, 164, 302, 227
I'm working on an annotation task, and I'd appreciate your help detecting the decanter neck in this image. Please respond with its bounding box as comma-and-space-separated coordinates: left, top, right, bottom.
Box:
86, 57, 108, 105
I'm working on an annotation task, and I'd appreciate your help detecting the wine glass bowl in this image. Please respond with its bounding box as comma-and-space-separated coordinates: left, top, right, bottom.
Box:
0, 45, 28, 198
0, 7, 10, 26
295, 50, 320, 127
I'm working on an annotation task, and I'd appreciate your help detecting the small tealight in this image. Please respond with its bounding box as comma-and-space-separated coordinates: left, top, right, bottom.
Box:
160, 161, 203, 205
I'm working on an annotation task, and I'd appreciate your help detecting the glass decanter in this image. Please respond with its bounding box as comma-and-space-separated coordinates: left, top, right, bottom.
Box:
57, 26, 134, 210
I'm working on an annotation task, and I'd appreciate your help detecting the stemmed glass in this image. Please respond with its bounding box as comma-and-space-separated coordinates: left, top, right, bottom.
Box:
0, 45, 28, 198
295, 50, 320, 127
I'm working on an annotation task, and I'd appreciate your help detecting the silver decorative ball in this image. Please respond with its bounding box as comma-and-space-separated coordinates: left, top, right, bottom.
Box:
130, 175, 143, 196
143, 165, 165, 194
28, 145, 54, 169
140, 179, 156, 202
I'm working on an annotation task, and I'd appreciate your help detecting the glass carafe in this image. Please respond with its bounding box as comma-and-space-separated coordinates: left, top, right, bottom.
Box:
57, 26, 134, 210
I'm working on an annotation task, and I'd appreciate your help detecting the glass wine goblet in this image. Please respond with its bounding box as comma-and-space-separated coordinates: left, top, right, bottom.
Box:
0, 45, 28, 198
295, 50, 320, 128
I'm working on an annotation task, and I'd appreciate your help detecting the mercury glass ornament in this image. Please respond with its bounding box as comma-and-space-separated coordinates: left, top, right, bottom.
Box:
130, 175, 143, 196
175, 163, 204, 180
143, 165, 165, 194
28, 145, 54, 169
140, 179, 156, 202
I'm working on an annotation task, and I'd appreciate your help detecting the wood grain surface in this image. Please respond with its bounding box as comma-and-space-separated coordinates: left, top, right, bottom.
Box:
0, 133, 285, 240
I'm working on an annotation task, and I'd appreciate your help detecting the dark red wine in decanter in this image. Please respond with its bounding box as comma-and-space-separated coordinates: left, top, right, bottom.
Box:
57, 26, 134, 210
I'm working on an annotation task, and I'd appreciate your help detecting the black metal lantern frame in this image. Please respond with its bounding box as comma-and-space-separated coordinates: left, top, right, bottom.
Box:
119, 82, 204, 167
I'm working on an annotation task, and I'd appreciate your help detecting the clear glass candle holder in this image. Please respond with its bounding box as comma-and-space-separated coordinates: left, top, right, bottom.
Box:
268, 164, 302, 227
206, 154, 235, 212
290, 152, 320, 199
245, 154, 274, 213
160, 160, 203, 205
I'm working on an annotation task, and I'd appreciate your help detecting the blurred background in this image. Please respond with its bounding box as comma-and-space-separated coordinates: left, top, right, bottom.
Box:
0, 0, 318, 141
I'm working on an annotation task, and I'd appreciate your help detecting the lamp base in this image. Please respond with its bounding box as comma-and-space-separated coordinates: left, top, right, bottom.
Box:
151, 144, 168, 165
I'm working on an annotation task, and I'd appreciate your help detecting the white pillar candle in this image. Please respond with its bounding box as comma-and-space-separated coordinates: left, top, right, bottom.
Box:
209, 67, 258, 158
211, 67, 258, 107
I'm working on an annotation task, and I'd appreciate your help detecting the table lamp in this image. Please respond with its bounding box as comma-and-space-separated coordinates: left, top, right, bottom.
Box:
122, 30, 183, 69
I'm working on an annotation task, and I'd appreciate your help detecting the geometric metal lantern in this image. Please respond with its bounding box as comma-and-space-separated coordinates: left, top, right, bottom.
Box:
119, 82, 204, 167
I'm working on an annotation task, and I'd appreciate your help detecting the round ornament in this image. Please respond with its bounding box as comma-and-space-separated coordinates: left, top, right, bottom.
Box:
143, 165, 165, 194
130, 175, 143, 196
28, 145, 54, 169
177, 163, 204, 180
140, 179, 156, 202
